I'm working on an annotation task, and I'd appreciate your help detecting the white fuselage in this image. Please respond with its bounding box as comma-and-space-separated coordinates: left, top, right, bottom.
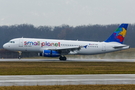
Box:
3, 38, 129, 55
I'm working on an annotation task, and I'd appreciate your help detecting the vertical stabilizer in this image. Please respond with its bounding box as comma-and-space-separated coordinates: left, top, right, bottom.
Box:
105, 23, 128, 44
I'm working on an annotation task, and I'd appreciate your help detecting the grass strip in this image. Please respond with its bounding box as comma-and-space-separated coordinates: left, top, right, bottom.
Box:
0, 85, 135, 90
0, 62, 135, 75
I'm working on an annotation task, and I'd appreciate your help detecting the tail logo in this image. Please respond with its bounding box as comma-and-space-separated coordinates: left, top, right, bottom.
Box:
115, 28, 127, 43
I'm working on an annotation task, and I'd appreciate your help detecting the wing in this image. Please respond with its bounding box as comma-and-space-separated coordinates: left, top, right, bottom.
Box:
50, 46, 81, 50
40, 46, 84, 55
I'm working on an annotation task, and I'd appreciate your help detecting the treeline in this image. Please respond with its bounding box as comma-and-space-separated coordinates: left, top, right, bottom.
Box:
0, 24, 135, 48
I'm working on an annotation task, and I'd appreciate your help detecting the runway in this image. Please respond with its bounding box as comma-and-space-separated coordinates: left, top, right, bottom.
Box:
0, 59, 135, 62
0, 74, 135, 86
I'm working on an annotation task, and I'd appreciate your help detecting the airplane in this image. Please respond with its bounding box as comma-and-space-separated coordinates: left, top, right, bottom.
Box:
3, 23, 129, 60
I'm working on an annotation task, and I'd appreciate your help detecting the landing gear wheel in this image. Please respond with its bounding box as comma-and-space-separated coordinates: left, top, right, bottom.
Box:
18, 56, 21, 59
59, 56, 67, 61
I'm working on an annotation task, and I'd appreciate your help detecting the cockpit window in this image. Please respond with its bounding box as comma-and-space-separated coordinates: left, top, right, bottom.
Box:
8, 41, 15, 43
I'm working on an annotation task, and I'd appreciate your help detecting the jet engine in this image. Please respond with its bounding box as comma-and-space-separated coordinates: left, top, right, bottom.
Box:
39, 50, 60, 57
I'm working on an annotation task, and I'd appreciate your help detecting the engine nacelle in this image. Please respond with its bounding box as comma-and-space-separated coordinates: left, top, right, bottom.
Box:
39, 50, 60, 57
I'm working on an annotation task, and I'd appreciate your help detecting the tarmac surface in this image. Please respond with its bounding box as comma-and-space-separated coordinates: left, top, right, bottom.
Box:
0, 74, 135, 86
0, 59, 135, 62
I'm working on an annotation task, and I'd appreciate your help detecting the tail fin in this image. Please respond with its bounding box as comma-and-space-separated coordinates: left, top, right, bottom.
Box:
105, 23, 128, 44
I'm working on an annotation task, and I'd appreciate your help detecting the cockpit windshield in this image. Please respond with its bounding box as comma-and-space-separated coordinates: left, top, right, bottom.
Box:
8, 41, 15, 43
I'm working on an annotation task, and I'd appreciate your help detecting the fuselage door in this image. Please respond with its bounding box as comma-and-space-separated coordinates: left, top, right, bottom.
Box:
19, 38, 23, 47
102, 43, 106, 51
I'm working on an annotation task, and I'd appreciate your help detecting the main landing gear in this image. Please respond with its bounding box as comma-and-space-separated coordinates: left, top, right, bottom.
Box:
59, 55, 67, 61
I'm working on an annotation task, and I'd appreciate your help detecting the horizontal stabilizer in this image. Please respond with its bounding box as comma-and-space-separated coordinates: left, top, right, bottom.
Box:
113, 45, 129, 49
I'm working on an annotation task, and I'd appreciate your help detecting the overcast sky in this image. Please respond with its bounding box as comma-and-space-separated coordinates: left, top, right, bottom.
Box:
0, 0, 135, 26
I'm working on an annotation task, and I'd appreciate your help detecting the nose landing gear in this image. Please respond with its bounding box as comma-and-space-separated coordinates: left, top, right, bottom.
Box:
18, 51, 22, 59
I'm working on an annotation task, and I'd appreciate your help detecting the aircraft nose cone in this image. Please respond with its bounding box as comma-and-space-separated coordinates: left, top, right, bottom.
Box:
3, 44, 9, 49
3, 44, 6, 49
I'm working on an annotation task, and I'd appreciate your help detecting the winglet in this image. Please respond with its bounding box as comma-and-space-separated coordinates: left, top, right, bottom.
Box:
105, 23, 128, 44
84, 45, 88, 49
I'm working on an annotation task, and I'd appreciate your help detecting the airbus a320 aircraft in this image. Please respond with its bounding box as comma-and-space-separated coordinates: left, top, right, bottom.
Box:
3, 24, 129, 60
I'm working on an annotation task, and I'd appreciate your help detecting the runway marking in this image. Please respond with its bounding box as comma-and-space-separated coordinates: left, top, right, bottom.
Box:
0, 74, 135, 86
